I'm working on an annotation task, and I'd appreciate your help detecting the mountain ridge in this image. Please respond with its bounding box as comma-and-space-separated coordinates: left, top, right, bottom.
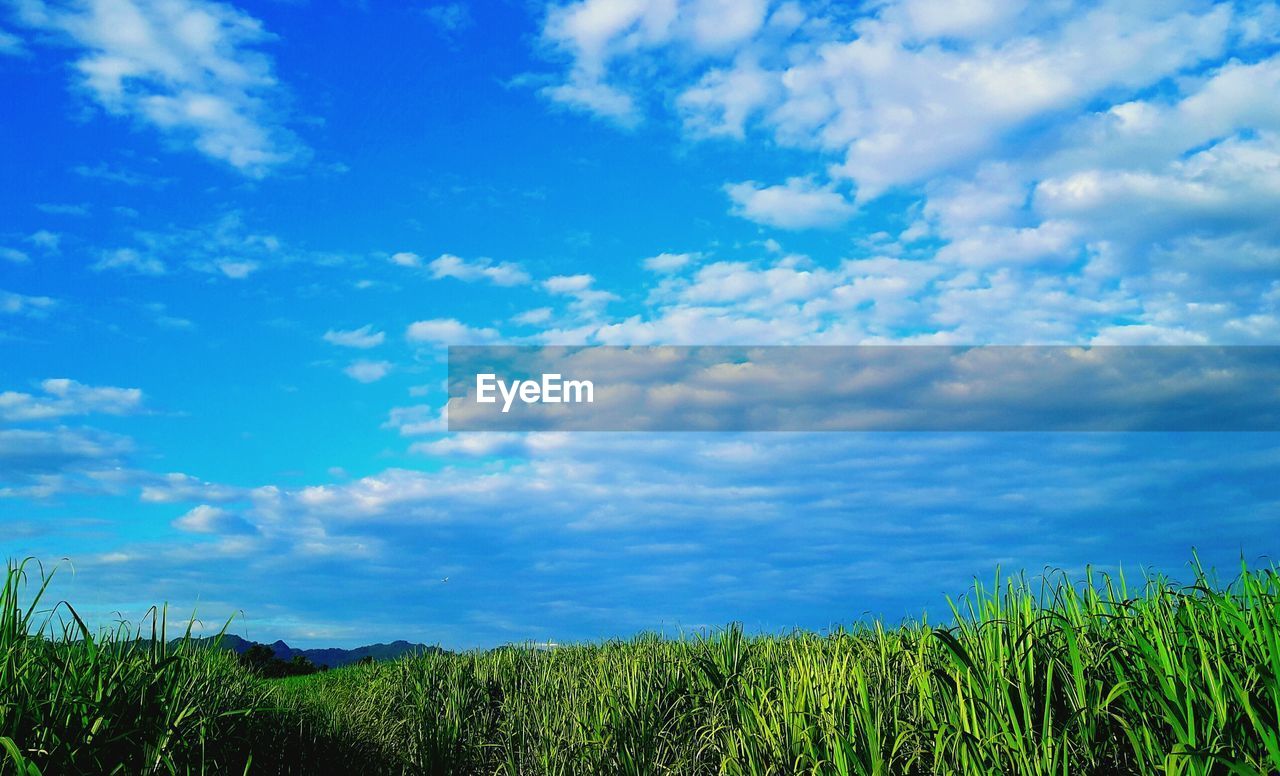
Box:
187, 633, 440, 668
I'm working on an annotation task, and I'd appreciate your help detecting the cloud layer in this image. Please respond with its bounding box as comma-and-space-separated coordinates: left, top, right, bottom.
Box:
16, 0, 304, 175
533, 0, 1280, 345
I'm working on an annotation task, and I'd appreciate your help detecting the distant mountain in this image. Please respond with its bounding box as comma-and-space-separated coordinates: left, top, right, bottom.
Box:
187, 634, 440, 668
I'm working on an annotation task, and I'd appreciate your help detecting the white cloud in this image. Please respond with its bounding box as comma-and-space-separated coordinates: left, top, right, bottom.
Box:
423, 2, 472, 35
173, 504, 255, 534
428, 254, 531, 286
513, 307, 554, 325
1, 247, 30, 263
543, 273, 619, 315
344, 360, 393, 383
0, 426, 133, 498
96, 212, 325, 278
93, 247, 166, 275
141, 472, 243, 503
15, 0, 303, 175
1, 291, 57, 317
517, 240, 1163, 346
725, 178, 856, 229
74, 161, 172, 187
0, 27, 25, 56
543, 274, 594, 294
895, 0, 1026, 39
1090, 324, 1211, 345
935, 221, 1080, 267
683, 0, 766, 50
27, 230, 60, 252
1237, 3, 1280, 45
324, 325, 385, 349
38, 427, 1280, 645
385, 403, 446, 436
1035, 133, 1280, 247
35, 202, 89, 216
390, 251, 422, 267
538, 0, 663, 124
543, 78, 638, 123
515, 4, 1268, 344
216, 259, 259, 278
642, 251, 698, 273
540, 0, 768, 124
556, 253, 929, 345
795, 5, 1230, 198
541, 0, 1237, 202
406, 318, 500, 345
410, 433, 528, 458
1047, 56, 1280, 177
0, 379, 144, 422
677, 56, 776, 138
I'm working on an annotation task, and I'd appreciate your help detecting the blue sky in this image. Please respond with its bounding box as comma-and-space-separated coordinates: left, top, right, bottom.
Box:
2, 0, 1279, 648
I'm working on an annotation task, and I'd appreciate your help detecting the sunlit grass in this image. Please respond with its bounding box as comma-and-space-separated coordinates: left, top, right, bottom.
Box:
3, 555, 1278, 774
0, 559, 264, 774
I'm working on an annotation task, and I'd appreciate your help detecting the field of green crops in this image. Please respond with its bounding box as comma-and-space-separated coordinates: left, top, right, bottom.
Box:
3, 556, 1279, 775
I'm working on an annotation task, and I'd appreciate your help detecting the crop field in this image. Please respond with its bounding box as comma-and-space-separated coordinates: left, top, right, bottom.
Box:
3, 556, 1279, 775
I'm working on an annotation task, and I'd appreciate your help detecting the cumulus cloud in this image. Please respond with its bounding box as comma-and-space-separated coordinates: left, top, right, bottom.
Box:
173, 504, 256, 534
1035, 132, 1280, 248
94, 212, 331, 279
493, 240, 1154, 347
542, 78, 638, 123
726, 178, 856, 229
15, 0, 304, 175
423, 2, 472, 36
528, 0, 1280, 341
1, 247, 30, 263
512, 307, 554, 326
428, 254, 531, 286
344, 360, 393, 383
0, 28, 25, 56
1, 291, 56, 317
215, 259, 258, 279
389, 251, 422, 267
511, 250, 940, 345
0, 426, 134, 499
93, 247, 166, 275
677, 55, 777, 138
324, 325, 385, 349
27, 230, 60, 252
545, 1, 1234, 197
934, 221, 1080, 267
409, 432, 528, 458
0, 427, 128, 470
73, 161, 173, 187
642, 251, 699, 273
406, 318, 501, 345
543, 274, 593, 294
541, 0, 768, 124
48, 431, 1280, 646
0, 378, 144, 422
385, 403, 447, 436
35, 202, 89, 216
141, 472, 244, 503
543, 273, 618, 316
